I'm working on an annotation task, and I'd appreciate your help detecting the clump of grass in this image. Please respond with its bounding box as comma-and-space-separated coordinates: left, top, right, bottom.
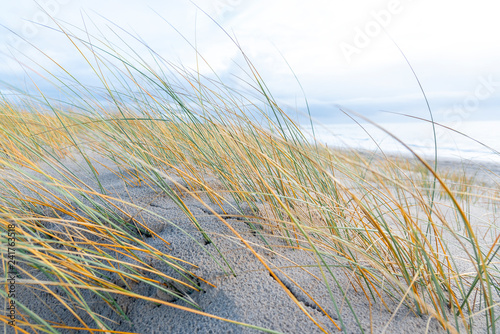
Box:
1, 18, 499, 333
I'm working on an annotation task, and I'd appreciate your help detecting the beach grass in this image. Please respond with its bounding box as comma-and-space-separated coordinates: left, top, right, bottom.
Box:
1, 20, 499, 333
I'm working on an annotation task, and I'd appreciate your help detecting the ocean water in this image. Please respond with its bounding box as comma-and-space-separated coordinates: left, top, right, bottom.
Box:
304, 120, 500, 164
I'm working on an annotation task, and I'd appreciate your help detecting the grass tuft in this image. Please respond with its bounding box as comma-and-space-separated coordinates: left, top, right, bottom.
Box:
1, 18, 499, 333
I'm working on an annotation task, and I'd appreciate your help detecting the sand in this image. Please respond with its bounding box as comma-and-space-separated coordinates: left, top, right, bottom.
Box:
2, 151, 499, 334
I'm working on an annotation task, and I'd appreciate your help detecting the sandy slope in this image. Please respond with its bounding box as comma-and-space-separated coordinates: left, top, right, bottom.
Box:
3, 152, 499, 334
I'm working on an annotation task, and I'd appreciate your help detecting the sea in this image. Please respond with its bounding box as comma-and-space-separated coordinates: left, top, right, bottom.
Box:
303, 120, 500, 164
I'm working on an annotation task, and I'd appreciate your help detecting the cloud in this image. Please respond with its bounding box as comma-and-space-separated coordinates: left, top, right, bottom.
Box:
1, 0, 499, 123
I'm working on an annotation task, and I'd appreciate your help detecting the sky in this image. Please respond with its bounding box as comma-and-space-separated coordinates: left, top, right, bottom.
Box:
1, 0, 499, 125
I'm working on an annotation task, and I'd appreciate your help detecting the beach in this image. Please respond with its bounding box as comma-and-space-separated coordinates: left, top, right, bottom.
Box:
3, 146, 498, 333
0, 11, 499, 331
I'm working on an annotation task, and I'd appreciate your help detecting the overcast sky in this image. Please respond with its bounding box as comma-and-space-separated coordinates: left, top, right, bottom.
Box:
1, 0, 499, 124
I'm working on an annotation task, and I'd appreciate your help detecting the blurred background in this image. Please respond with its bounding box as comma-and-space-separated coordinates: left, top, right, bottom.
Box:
1, 0, 499, 161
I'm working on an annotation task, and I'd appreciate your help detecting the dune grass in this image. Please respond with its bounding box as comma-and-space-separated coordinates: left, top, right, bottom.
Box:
1, 20, 500, 333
